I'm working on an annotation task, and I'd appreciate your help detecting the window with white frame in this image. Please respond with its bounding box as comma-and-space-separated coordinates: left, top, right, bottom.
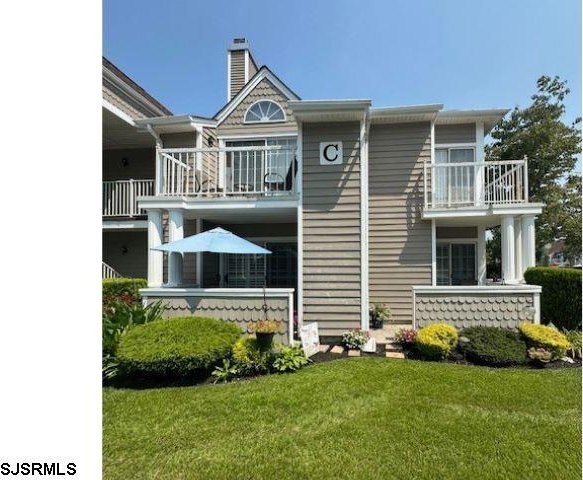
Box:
434, 147, 476, 205
244, 100, 285, 123
436, 242, 477, 285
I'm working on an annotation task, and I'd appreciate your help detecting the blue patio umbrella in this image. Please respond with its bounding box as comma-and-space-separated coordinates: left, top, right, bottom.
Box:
152, 227, 272, 255
152, 227, 273, 320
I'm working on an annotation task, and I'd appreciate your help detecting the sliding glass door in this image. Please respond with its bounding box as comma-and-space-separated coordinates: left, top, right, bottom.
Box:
436, 242, 477, 285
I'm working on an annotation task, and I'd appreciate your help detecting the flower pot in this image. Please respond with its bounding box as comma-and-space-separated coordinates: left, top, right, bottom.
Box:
255, 332, 275, 352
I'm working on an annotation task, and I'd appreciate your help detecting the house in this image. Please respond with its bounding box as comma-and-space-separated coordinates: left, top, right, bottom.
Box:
542, 239, 582, 268
103, 38, 544, 342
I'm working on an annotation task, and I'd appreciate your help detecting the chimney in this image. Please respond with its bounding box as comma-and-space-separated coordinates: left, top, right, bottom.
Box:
227, 38, 257, 100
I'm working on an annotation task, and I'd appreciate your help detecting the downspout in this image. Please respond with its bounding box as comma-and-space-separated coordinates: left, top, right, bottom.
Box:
360, 108, 370, 330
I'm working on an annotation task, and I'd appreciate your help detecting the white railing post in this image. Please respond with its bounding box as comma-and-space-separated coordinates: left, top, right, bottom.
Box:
155, 146, 164, 195
128, 179, 135, 217
523, 156, 529, 202
423, 161, 428, 209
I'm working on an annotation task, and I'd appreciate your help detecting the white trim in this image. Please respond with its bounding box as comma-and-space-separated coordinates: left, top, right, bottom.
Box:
434, 142, 477, 149
140, 287, 295, 297
431, 220, 436, 286
288, 291, 294, 343
217, 133, 297, 141
360, 109, 370, 330
216, 68, 300, 125
243, 99, 287, 124
412, 289, 417, 329
412, 284, 541, 294
137, 196, 299, 211
296, 121, 304, 329
227, 51, 231, 101
102, 99, 136, 126
422, 203, 544, 219
244, 50, 250, 84
477, 225, 487, 285
102, 220, 148, 230
533, 292, 541, 324
195, 217, 203, 286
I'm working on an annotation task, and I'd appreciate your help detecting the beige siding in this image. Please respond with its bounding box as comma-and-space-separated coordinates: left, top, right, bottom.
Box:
102, 84, 147, 120
102, 148, 155, 181
435, 123, 476, 144
161, 132, 196, 148
218, 78, 297, 137
302, 122, 361, 335
229, 50, 246, 99
368, 122, 432, 323
103, 230, 148, 278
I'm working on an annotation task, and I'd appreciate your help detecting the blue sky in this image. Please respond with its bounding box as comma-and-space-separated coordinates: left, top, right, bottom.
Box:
104, 0, 581, 130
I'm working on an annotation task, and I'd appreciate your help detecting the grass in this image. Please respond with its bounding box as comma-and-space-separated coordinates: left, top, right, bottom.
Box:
103, 359, 581, 480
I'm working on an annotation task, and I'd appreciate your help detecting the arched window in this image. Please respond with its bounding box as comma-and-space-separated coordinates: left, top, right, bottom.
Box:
244, 100, 285, 123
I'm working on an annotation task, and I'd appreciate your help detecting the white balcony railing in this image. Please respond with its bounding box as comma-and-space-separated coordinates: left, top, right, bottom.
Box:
102, 261, 121, 279
102, 179, 154, 217
157, 146, 297, 197
424, 159, 528, 209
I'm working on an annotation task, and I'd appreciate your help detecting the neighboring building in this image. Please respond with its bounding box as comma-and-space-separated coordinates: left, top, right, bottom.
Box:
103, 39, 544, 341
542, 239, 582, 268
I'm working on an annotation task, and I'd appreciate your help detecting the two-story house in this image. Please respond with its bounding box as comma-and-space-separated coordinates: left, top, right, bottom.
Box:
103, 39, 544, 343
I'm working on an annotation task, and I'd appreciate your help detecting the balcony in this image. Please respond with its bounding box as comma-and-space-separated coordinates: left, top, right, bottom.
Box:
423, 159, 528, 210
102, 179, 155, 217
156, 146, 297, 198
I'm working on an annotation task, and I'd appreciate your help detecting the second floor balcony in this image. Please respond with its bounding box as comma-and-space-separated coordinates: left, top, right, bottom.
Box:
423, 158, 529, 212
157, 145, 298, 198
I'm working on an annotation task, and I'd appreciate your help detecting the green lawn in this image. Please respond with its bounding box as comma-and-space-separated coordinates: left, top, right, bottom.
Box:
103, 359, 581, 480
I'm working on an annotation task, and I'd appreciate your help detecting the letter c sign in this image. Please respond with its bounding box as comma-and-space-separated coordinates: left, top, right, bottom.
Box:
319, 142, 343, 165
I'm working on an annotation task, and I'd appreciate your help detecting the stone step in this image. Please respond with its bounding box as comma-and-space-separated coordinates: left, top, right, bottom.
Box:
386, 351, 405, 359
385, 342, 403, 352
347, 349, 361, 357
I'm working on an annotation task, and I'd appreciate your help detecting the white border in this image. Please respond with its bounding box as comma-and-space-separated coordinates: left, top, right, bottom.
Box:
360, 110, 370, 330
296, 121, 304, 329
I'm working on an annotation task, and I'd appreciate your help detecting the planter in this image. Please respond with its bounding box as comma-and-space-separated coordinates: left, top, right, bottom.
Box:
255, 332, 275, 352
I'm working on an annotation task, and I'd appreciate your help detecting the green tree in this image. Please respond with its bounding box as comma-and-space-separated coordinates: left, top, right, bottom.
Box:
486, 75, 581, 262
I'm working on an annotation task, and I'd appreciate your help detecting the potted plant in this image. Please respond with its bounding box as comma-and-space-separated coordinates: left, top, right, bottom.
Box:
249, 320, 282, 351
341, 329, 369, 350
369, 303, 390, 329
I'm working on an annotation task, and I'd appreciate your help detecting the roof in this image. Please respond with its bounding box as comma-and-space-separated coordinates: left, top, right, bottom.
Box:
436, 108, 509, 133
134, 114, 217, 133
213, 66, 301, 124
370, 104, 443, 124
103, 57, 173, 117
288, 99, 371, 122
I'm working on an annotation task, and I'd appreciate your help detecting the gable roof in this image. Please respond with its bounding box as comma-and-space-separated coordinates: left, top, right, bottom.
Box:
103, 57, 173, 117
214, 66, 300, 125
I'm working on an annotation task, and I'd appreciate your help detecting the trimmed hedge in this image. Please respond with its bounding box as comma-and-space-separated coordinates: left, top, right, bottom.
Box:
519, 323, 571, 359
103, 278, 147, 306
460, 327, 527, 366
524, 267, 582, 330
117, 316, 241, 380
416, 323, 458, 359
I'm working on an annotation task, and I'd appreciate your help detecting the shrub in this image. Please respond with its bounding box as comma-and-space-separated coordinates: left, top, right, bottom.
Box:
103, 278, 147, 306
459, 327, 527, 366
342, 329, 369, 350
524, 267, 582, 330
117, 317, 241, 380
232, 337, 274, 375
212, 359, 239, 383
395, 328, 417, 347
416, 323, 458, 359
564, 330, 582, 359
519, 323, 571, 359
272, 345, 309, 373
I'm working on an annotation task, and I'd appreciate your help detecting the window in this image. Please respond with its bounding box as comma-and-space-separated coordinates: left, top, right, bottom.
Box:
244, 100, 285, 123
436, 242, 477, 286
434, 147, 476, 206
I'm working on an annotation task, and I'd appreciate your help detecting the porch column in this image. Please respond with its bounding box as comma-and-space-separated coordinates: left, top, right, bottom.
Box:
167, 209, 184, 286
514, 217, 523, 282
147, 209, 163, 287
501, 215, 515, 283
521, 215, 536, 272
477, 225, 487, 285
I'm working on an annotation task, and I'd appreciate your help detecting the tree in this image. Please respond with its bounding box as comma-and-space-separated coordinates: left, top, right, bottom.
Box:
486, 75, 581, 262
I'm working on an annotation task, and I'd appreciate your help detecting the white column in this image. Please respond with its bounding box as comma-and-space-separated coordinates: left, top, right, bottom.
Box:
195, 218, 203, 286
167, 209, 184, 287
147, 209, 163, 287
477, 224, 487, 285
521, 215, 536, 272
514, 217, 523, 282
501, 215, 515, 284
